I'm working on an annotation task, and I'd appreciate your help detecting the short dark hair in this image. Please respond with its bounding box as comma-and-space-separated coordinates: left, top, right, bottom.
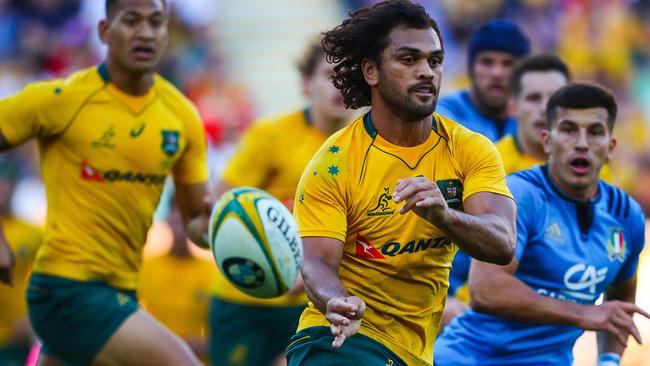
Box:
322, 0, 442, 109
106, 0, 167, 18
296, 39, 326, 78
546, 83, 618, 131
510, 54, 571, 96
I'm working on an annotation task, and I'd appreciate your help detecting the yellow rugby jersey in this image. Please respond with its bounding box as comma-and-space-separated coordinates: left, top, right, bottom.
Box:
139, 254, 216, 340
214, 110, 324, 306
0, 216, 43, 345
497, 134, 613, 181
0, 65, 208, 289
294, 112, 512, 366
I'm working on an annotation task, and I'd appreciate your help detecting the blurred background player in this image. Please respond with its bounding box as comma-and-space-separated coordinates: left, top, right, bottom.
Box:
209, 38, 353, 366
0, 155, 43, 366
496, 53, 613, 181
0, 0, 213, 365
139, 192, 217, 363
435, 83, 649, 366
436, 18, 531, 328
498, 53, 571, 174
288, 1, 516, 365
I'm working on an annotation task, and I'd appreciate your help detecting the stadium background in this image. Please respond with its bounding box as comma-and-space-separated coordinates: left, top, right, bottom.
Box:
0, 0, 649, 365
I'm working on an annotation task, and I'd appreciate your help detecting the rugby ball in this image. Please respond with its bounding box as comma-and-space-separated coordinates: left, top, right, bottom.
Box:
208, 187, 303, 298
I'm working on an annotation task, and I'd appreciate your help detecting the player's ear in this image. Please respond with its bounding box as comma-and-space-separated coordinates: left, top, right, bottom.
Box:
605, 135, 617, 163
541, 128, 551, 154
361, 58, 379, 87
98, 20, 109, 45
301, 76, 311, 99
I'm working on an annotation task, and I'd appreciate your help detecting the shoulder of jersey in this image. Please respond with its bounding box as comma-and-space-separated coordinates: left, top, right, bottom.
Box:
433, 112, 480, 144
30, 67, 102, 98
600, 181, 643, 221
507, 166, 548, 200
153, 74, 200, 117
254, 110, 307, 132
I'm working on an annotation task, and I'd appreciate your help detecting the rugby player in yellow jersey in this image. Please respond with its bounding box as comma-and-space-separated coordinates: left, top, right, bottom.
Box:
497, 54, 614, 181
210, 39, 352, 366
286, 1, 516, 365
0, 157, 43, 366
0, 1, 213, 365
140, 199, 216, 363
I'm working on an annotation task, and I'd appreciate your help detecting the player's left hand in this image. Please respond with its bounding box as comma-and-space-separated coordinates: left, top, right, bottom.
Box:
393, 177, 450, 224
326, 296, 366, 349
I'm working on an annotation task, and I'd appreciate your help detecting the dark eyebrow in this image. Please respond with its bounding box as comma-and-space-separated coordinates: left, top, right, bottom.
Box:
395, 47, 444, 57
122, 9, 163, 18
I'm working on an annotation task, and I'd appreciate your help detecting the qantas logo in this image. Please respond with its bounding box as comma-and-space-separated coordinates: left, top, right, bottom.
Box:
80, 160, 166, 185
356, 234, 385, 259
354, 233, 452, 259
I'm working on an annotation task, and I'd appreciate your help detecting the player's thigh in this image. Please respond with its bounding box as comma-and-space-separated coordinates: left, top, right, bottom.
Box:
209, 297, 277, 366
285, 326, 405, 366
92, 309, 201, 366
27, 274, 139, 366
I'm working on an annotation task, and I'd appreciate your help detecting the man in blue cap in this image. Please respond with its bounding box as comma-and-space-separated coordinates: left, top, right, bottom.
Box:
437, 19, 530, 328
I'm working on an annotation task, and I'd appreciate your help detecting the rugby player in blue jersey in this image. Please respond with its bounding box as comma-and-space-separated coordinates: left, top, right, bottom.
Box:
435, 83, 649, 366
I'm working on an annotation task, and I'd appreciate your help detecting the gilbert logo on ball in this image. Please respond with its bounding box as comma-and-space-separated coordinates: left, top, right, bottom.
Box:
209, 187, 303, 298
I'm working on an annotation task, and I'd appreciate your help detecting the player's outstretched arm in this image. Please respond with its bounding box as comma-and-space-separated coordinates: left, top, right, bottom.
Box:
393, 177, 515, 265
175, 181, 214, 249
469, 260, 650, 346
302, 236, 366, 349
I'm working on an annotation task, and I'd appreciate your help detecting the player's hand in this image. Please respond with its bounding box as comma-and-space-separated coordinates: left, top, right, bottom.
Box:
578, 300, 650, 346
393, 177, 449, 224
0, 237, 15, 286
325, 296, 366, 349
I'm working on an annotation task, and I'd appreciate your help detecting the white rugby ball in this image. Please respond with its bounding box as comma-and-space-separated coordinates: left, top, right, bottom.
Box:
208, 187, 303, 298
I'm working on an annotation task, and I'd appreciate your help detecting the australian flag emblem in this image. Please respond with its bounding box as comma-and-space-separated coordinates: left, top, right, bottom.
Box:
161, 130, 180, 157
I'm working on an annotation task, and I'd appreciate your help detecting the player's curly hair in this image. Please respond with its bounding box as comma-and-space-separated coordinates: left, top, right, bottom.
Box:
322, 0, 442, 109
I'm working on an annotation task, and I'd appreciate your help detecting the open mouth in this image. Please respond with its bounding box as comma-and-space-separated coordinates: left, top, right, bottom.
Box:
569, 157, 591, 175
133, 45, 155, 60
411, 84, 435, 98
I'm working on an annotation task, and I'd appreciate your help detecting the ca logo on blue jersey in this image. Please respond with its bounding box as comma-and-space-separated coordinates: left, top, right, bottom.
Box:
607, 229, 626, 262
161, 130, 180, 156
562, 263, 608, 302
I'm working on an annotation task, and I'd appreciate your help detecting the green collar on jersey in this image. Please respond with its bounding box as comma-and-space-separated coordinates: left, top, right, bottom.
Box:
362, 111, 438, 139
97, 63, 110, 83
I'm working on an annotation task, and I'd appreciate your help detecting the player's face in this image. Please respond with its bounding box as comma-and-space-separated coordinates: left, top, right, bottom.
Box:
100, 0, 168, 74
514, 71, 567, 150
543, 107, 616, 197
373, 26, 443, 121
305, 57, 349, 121
471, 51, 516, 113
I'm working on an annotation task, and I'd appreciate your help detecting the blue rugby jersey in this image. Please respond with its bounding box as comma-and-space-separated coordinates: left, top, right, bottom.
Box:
436, 90, 517, 143
435, 165, 646, 366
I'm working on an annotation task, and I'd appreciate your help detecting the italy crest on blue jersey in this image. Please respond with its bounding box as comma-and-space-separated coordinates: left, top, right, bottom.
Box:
435, 165, 646, 366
